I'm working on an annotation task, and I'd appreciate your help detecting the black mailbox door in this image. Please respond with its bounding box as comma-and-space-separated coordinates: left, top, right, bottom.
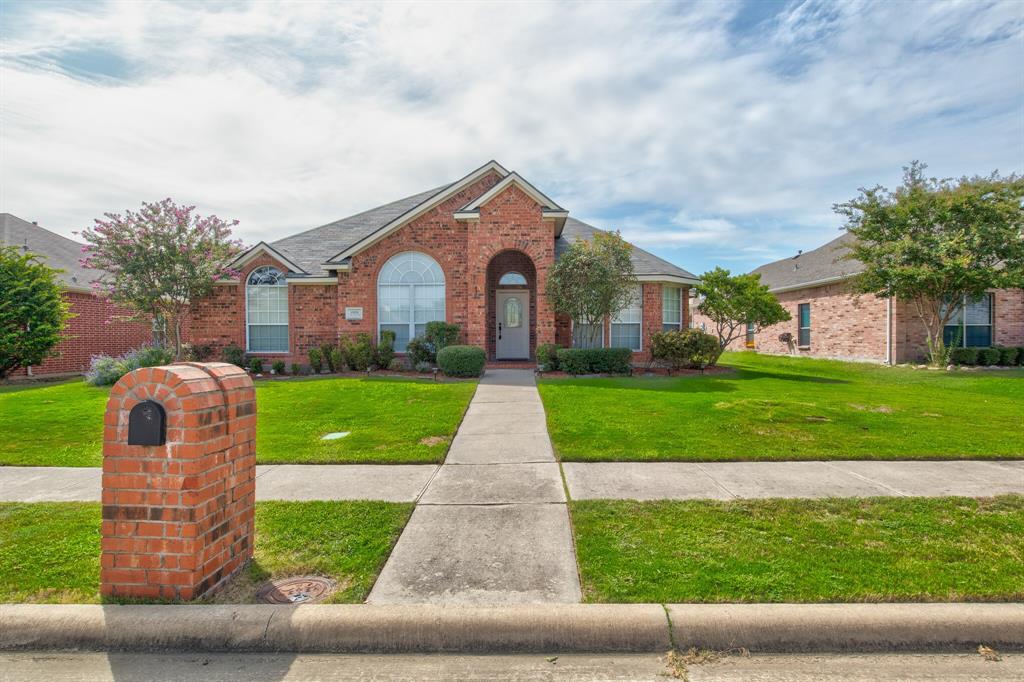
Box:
128, 400, 166, 446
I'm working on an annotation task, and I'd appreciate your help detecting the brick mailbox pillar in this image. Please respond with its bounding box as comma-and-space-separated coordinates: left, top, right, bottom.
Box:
101, 362, 256, 601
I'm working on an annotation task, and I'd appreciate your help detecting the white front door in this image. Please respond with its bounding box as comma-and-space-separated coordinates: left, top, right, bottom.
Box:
496, 290, 529, 359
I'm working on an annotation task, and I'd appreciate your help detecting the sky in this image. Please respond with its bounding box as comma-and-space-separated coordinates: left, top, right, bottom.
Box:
1, 0, 1021, 274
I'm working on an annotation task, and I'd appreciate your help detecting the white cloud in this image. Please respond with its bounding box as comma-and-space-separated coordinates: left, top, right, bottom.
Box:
0, 0, 1020, 274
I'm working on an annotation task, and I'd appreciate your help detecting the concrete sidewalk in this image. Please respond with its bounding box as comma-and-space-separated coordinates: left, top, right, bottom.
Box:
367, 369, 582, 605
3, 459, 1020, 503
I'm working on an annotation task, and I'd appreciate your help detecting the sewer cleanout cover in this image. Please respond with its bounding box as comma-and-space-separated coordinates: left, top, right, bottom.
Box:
256, 576, 337, 604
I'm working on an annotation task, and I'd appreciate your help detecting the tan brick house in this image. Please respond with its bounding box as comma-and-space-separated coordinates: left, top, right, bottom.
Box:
189, 161, 699, 366
694, 232, 1024, 364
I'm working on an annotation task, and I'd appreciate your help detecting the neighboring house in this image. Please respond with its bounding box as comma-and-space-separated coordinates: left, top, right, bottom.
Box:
188, 161, 699, 365
694, 232, 1024, 364
1, 213, 154, 377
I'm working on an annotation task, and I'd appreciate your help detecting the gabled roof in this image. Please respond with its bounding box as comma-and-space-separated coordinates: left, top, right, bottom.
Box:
557, 218, 700, 284
0, 213, 95, 291
751, 231, 861, 292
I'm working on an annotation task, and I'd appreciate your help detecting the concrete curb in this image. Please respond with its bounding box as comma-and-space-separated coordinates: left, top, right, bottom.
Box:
1, 603, 1021, 654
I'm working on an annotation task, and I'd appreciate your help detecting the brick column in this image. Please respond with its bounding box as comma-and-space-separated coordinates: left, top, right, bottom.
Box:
101, 362, 256, 601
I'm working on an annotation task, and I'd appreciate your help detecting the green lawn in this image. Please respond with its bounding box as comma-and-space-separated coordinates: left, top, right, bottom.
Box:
0, 375, 476, 466
0, 501, 412, 604
571, 495, 1024, 604
539, 352, 1024, 461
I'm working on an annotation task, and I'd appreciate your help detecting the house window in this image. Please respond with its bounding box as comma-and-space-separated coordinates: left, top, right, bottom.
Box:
572, 321, 604, 349
745, 322, 755, 347
942, 294, 993, 347
611, 286, 642, 351
246, 266, 288, 353
797, 303, 811, 347
377, 251, 446, 352
662, 286, 682, 331
498, 271, 527, 286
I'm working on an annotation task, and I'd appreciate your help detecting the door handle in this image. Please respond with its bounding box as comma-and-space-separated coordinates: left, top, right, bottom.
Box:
498, 322, 502, 340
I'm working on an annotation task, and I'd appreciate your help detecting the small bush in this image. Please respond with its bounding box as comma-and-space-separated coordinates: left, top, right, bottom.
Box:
415, 360, 433, 373
347, 333, 376, 371
950, 347, 978, 366
85, 355, 124, 386
977, 347, 1002, 366
134, 344, 174, 368
437, 345, 486, 377
996, 346, 1019, 366
222, 344, 245, 368
308, 347, 323, 373
406, 337, 434, 366
290, 362, 301, 376
555, 347, 632, 375
182, 342, 214, 362
84, 344, 174, 386
425, 321, 460, 352
1017, 347, 1024, 366
322, 343, 337, 372
328, 347, 344, 373
249, 358, 264, 374
536, 343, 560, 371
272, 360, 286, 375
376, 329, 396, 369
388, 357, 408, 371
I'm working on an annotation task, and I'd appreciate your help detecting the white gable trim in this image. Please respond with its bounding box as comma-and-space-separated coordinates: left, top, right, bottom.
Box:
456, 172, 564, 213
229, 242, 306, 274
326, 160, 510, 263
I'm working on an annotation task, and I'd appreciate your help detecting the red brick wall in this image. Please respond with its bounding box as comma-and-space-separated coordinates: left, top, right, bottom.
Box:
101, 363, 255, 601
18, 291, 153, 377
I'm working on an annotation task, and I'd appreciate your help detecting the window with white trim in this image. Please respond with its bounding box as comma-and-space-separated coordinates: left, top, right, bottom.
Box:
498, 271, 527, 286
942, 294, 993, 347
572, 320, 604, 349
377, 252, 446, 352
611, 286, 642, 351
246, 266, 288, 352
662, 286, 682, 331
797, 303, 811, 347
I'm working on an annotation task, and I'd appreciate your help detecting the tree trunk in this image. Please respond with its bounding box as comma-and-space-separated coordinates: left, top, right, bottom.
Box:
173, 314, 183, 360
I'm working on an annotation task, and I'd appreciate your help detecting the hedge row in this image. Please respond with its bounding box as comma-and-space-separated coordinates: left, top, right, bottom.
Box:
949, 346, 1023, 366
555, 347, 633, 375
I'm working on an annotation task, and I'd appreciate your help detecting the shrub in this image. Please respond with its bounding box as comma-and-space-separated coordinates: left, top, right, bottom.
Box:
134, 344, 175, 368
684, 329, 721, 369
555, 347, 632, 375
536, 343, 560, 371
308, 347, 323, 373
85, 355, 124, 386
272, 360, 286, 375
249, 358, 264, 374
290, 362, 301, 376
977, 347, 1002, 366
950, 347, 978, 366
376, 329, 396, 369
1018, 347, 1024, 366
388, 357, 408, 372
415, 360, 433, 373
996, 346, 1019, 366
322, 343, 337, 372
650, 331, 689, 372
347, 333, 376, 371
84, 344, 174, 386
329, 347, 344, 373
425, 321, 460, 352
406, 337, 434, 366
222, 344, 245, 368
182, 342, 214, 362
437, 345, 486, 377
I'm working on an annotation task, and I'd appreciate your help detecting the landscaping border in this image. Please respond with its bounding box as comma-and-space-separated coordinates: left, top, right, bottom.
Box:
2, 603, 1021, 653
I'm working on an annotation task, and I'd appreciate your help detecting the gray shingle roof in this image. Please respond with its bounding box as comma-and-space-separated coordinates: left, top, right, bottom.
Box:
750, 231, 861, 291
271, 185, 449, 276
0, 213, 95, 290
557, 218, 699, 281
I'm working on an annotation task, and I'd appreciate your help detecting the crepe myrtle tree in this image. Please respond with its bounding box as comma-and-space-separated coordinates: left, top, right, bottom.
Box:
0, 246, 72, 379
545, 230, 637, 347
695, 267, 790, 361
835, 162, 1024, 366
80, 199, 244, 359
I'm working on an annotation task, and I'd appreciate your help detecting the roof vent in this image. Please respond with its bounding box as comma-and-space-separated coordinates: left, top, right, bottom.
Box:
792, 249, 802, 259
31, 221, 37, 225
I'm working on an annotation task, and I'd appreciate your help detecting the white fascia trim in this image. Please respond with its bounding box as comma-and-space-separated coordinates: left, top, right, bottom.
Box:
320, 262, 351, 272
542, 210, 569, 219
453, 211, 479, 220
287, 277, 337, 285
230, 242, 306, 274
457, 172, 565, 213
769, 272, 860, 294
455, 209, 567, 223
327, 161, 511, 262
636, 274, 701, 286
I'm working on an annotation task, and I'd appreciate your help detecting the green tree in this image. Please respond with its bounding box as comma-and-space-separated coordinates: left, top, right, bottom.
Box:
695, 267, 790, 361
835, 162, 1024, 366
79, 199, 244, 358
0, 246, 71, 379
545, 231, 637, 347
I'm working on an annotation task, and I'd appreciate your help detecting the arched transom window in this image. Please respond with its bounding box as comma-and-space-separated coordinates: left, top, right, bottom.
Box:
246, 266, 288, 352
498, 271, 527, 286
378, 252, 445, 352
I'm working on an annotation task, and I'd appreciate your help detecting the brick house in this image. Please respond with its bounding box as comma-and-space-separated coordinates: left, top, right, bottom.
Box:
693, 231, 1024, 364
188, 161, 699, 366
1, 213, 154, 377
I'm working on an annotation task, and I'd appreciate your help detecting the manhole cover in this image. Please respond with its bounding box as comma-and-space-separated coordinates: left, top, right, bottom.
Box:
257, 576, 337, 604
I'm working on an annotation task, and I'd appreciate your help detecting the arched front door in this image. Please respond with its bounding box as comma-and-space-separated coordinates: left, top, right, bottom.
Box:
495, 289, 529, 359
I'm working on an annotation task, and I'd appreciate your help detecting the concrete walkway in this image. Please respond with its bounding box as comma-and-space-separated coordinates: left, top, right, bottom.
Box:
3, 459, 1021, 504
367, 369, 582, 605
